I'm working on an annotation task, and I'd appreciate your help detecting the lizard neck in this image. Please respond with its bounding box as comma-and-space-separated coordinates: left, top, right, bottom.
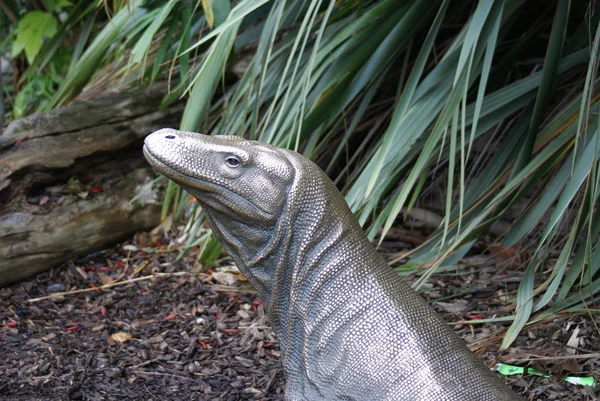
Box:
265, 155, 379, 358
204, 151, 377, 360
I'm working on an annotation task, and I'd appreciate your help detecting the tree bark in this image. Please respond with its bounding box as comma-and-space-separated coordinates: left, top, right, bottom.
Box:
0, 83, 181, 287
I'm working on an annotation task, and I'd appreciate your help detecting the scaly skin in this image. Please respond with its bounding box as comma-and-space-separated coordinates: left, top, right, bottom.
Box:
144, 129, 523, 401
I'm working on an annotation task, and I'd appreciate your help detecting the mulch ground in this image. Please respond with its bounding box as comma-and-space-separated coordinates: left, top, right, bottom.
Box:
0, 231, 598, 400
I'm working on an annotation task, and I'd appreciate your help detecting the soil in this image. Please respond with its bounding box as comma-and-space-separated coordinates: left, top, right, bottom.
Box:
0, 231, 598, 400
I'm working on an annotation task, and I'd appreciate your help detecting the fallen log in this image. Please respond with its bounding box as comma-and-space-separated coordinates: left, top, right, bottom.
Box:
0, 84, 181, 287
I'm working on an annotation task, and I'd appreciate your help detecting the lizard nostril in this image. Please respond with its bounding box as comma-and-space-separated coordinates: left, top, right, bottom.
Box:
165, 135, 176, 139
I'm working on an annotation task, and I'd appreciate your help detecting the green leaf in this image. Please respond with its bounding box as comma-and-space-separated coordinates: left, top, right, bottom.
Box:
202, 0, 216, 29
180, 20, 241, 131
213, 0, 231, 28
17, 2, 97, 84
162, 180, 178, 220
182, 0, 269, 57
151, 17, 176, 82
362, 0, 448, 199
130, 0, 177, 68
178, 2, 195, 83
46, 0, 146, 109
43, 0, 72, 12
198, 234, 222, 268
11, 11, 58, 64
203, 0, 231, 29
511, 0, 570, 176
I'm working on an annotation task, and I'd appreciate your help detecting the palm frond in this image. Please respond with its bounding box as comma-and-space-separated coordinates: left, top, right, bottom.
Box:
6, 0, 600, 348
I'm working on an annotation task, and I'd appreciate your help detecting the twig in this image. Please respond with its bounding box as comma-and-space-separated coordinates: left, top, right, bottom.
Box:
128, 358, 162, 369
129, 370, 192, 380
505, 353, 600, 362
27, 272, 195, 303
210, 284, 257, 294
238, 325, 272, 330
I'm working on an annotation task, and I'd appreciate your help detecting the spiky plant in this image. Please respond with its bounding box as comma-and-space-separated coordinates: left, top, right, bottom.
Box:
4, 0, 600, 347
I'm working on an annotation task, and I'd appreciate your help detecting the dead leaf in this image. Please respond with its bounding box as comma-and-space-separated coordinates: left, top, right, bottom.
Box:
98, 273, 115, 286
385, 227, 426, 246
212, 272, 238, 286
151, 214, 173, 236
434, 300, 471, 313
75, 266, 88, 280
403, 207, 443, 229
488, 245, 528, 269
108, 332, 132, 345
566, 326, 580, 355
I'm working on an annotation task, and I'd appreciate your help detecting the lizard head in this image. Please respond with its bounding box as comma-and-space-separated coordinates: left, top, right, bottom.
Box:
144, 129, 293, 224
143, 129, 297, 297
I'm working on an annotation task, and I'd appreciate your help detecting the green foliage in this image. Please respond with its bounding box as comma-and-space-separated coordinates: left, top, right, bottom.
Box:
11, 11, 59, 63
9, 0, 72, 63
6, 0, 600, 348
12, 69, 62, 119
202, 0, 231, 29
44, 0, 73, 9
47, 0, 147, 108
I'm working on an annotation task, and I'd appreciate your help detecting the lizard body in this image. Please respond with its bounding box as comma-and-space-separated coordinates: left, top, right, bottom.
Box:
144, 129, 522, 401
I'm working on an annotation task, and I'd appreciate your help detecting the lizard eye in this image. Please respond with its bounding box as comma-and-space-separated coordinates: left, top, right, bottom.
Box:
225, 156, 241, 168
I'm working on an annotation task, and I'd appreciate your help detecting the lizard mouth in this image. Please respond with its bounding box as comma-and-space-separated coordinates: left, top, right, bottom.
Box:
143, 145, 276, 224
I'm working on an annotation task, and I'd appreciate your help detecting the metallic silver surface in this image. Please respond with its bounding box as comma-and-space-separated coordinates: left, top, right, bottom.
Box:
144, 129, 522, 401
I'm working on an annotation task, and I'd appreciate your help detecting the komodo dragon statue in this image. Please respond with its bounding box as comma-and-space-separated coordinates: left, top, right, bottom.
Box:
143, 129, 522, 401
